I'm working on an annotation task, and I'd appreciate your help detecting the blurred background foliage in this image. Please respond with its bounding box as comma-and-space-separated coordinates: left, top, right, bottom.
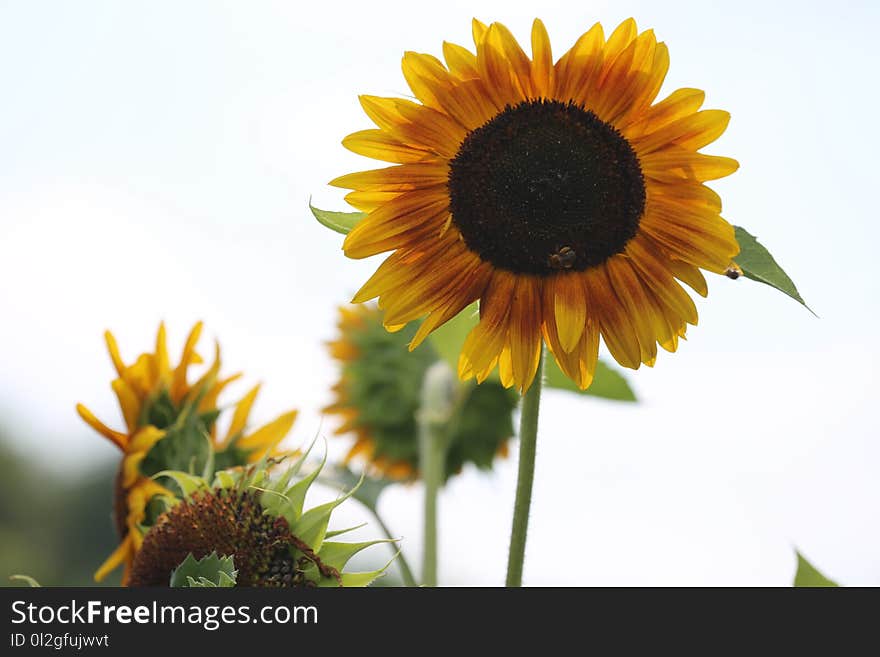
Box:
0, 427, 120, 587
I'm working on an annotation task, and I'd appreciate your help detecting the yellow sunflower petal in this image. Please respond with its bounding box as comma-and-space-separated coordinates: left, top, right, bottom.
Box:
170, 321, 203, 402
224, 383, 261, 446
238, 410, 298, 451
103, 330, 126, 378
94, 537, 133, 582
555, 22, 604, 103
76, 403, 128, 450
343, 128, 438, 164
508, 276, 543, 391
111, 378, 142, 433
330, 162, 450, 192
443, 40, 479, 79
530, 18, 554, 97
154, 321, 171, 386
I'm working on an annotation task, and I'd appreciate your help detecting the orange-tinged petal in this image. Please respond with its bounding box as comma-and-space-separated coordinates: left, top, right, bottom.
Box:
472, 18, 488, 46
621, 87, 704, 137
443, 40, 479, 79
330, 162, 449, 192
154, 322, 171, 386
549, 273, 587, 353
111, 378, 141, 433
666, 259, 709, 297
238, 410, 298, 451
104, 330, 126, 378
94, 537, 132, 583
76, 403, 127, 450
634, 109, 731, 154
584, 267, 642, 369
343, 128, 438, 164
170, 321, 203, 402
555, 22, 605, 105
641, 147, 739, 182
128, 425, 166, 455
508, 276, 543, 391
530, 18, 554, 97
224, 384, 261, 446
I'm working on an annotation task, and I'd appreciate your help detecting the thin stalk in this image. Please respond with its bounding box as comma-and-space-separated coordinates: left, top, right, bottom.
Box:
420, 423, 444, 586
505, 346, 546, 587
370, 508, 418, 588
418, 361, 456, 587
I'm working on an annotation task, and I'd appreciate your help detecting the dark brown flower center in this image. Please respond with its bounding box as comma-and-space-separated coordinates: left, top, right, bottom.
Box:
447, 99, 645, 275
129, 489, 319, 587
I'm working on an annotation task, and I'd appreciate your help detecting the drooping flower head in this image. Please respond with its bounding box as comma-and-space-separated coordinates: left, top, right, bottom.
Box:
332, 18, 739, 392
129, 456, 389, 587
325, 304, 515, 480
76, 322, 298, 583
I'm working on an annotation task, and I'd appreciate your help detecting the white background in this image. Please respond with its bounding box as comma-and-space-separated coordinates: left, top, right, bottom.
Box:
1, 0, 877, 585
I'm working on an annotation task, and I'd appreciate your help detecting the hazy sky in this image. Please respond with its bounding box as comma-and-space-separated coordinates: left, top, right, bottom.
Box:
1, 0, 878, 585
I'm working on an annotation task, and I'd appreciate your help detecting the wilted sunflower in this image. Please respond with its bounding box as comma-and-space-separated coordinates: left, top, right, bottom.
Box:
325, 304, 516, 480
129, 457, 389, 587
332, 18, 739, 392
76, 322, 298, 583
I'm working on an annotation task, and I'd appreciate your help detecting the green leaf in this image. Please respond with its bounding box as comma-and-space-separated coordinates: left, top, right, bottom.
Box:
794, 550, 839, 587
9, 574, 41, 587
544, 358, 637, 402
170, 552, 238, 588
733, 226, 812, 313
309, 201, 365, 235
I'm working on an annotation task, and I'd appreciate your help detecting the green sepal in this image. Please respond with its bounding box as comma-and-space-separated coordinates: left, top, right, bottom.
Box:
152, 470, 208, 497
544, 358, 637, 401
325, 523, 368, 539
9, 574, 41, 587
318, 553, 396, 587
289, 474, 363, 554
318, 569, 387, 588
793, 550, 838, 587
309, 202, 365, 235
733, 226, 812, 313
266, 447, 327, 522
170, 552, 238, 588
305, 539, 394, 579
212, 469, 237, 489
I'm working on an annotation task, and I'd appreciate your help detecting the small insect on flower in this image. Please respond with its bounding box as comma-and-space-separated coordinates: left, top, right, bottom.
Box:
548, 246, 577, 270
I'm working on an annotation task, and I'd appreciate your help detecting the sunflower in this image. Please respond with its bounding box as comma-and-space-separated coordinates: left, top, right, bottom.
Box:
325, 304, 515, 480
76, 322, 298, 583
129, 457, 390, 587
331, 18, 739, 392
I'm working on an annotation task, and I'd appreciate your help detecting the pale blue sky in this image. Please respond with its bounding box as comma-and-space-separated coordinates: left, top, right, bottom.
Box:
1, 0, 877, 584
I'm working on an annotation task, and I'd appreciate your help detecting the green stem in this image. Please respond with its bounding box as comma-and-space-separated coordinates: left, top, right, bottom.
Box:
370, 508, 418, 588
505, 346, 546, 587
418, 362, 455, 587
420, 424, 443, 587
